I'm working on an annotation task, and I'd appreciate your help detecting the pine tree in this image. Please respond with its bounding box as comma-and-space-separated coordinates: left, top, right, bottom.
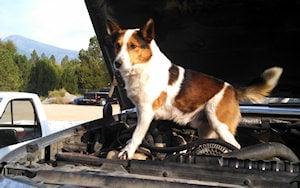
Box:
30, 50, 39, 64
14, 54, 31, 91
61, 55, 69, 66
28, 58, 61, 96
61, 59, 79, 94
41, 52, 47, 59
77, 36, 110, 91
0, 41, 21, 91
50, 55, 56, 64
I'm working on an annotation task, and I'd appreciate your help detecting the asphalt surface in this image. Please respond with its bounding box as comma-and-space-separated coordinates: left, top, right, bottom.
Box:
43, 104, 120, 121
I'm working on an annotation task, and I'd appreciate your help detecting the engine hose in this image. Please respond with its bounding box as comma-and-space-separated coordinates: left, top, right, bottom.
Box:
223, 142, 299, 162
108, 132, 298, 162
141, 139, 238, 153
109, 133, 238, 153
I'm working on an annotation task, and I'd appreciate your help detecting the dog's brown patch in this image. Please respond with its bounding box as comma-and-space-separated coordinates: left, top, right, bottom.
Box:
168, 64, 179, 85
152, 91, 167, 110
174, 70, 224, 113
111, 31, 125, 54
127, 31, 152, 65
216, 86, 241, 134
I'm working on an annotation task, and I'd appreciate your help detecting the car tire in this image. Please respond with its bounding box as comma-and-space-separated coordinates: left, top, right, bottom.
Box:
100, 98, 107, 106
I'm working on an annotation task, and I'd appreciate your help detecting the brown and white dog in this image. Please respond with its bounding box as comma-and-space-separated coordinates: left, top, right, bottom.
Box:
107, 18, 283, 160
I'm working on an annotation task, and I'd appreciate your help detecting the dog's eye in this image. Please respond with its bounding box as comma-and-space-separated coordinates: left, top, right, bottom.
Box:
129, 43, 137, 49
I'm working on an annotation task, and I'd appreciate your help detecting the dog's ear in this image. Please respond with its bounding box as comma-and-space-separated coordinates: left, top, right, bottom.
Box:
107, 20, 121, 35
141, 18, 155, 43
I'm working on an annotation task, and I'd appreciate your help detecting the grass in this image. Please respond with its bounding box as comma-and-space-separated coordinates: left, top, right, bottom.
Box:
46, 88, 68, 104
48, 88, 67, 98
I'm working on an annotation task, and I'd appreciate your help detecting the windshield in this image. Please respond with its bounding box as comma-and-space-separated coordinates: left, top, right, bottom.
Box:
84, 93, 96, 98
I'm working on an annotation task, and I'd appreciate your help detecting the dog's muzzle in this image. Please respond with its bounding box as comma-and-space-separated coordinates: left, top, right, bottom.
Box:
114, 60, 122, 69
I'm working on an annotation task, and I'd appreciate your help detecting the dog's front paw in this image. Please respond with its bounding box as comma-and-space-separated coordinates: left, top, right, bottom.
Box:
118, 150, 128, 160
231, 140, 241, 149
118, 145, 136, 160
234, 142, 241, 149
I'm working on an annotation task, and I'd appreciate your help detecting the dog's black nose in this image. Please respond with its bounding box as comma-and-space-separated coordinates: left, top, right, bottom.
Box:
114, 60, 122, 69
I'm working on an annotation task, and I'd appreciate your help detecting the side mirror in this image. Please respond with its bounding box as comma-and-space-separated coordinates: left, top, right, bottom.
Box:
0, 129, 18, 148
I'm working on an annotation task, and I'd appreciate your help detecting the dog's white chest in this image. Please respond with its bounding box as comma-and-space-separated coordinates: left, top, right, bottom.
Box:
123, 64, 169, 106
125, 74, 148, 102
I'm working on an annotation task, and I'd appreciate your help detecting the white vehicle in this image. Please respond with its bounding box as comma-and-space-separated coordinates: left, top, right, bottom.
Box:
0, 92, 85, 160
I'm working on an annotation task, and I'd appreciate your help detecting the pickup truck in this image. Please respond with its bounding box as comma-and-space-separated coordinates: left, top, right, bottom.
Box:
77, 88, 118, 106
0, 92, 85, 160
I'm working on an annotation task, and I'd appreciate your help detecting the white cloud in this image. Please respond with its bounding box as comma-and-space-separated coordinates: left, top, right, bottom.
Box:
0, 0, 95, 51
27, 0, 95, 50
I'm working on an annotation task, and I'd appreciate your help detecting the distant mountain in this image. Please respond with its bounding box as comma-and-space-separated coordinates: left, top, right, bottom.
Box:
3, 35, 78, 63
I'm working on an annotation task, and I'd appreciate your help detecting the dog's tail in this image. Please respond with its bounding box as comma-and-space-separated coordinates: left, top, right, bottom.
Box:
236, 67, 283, 103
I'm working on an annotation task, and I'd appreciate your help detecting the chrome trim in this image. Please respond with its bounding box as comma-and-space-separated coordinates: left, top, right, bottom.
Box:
122, 106, 300, 116
240, 106, 300, 116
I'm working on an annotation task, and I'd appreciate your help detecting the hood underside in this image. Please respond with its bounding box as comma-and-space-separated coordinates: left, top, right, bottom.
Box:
85, 0, 300, 110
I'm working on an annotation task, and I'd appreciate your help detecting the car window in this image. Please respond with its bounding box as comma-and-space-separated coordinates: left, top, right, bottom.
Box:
84, 93, 96, 98
0, 99, 41, 145
0, 99, 37, 126
13, 100, 36, 126
0, 102, 12, 125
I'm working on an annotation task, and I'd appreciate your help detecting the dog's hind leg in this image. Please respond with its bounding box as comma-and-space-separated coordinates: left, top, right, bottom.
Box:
206, 116, 241, 149
119, 105, 154, 159
190, 112, 218, 139
204, 85, 241, 149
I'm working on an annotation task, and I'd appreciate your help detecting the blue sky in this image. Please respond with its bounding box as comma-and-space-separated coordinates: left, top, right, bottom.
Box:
0, 0, 95, 51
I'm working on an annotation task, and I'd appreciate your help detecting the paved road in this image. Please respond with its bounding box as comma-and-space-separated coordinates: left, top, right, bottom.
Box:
43, 104, 120, 121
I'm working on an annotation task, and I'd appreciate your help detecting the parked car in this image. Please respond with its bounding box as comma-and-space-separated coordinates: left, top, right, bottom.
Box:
0, 1, 299, 187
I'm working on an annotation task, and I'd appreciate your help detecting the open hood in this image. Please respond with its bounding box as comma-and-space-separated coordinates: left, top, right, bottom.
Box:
85, 0, 300, 110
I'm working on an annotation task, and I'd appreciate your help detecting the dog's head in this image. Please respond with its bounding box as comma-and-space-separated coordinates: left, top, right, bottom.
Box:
107, 19, 155, 71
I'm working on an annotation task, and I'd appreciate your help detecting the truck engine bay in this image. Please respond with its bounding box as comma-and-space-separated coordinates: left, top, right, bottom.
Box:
0, 104, 299, 187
